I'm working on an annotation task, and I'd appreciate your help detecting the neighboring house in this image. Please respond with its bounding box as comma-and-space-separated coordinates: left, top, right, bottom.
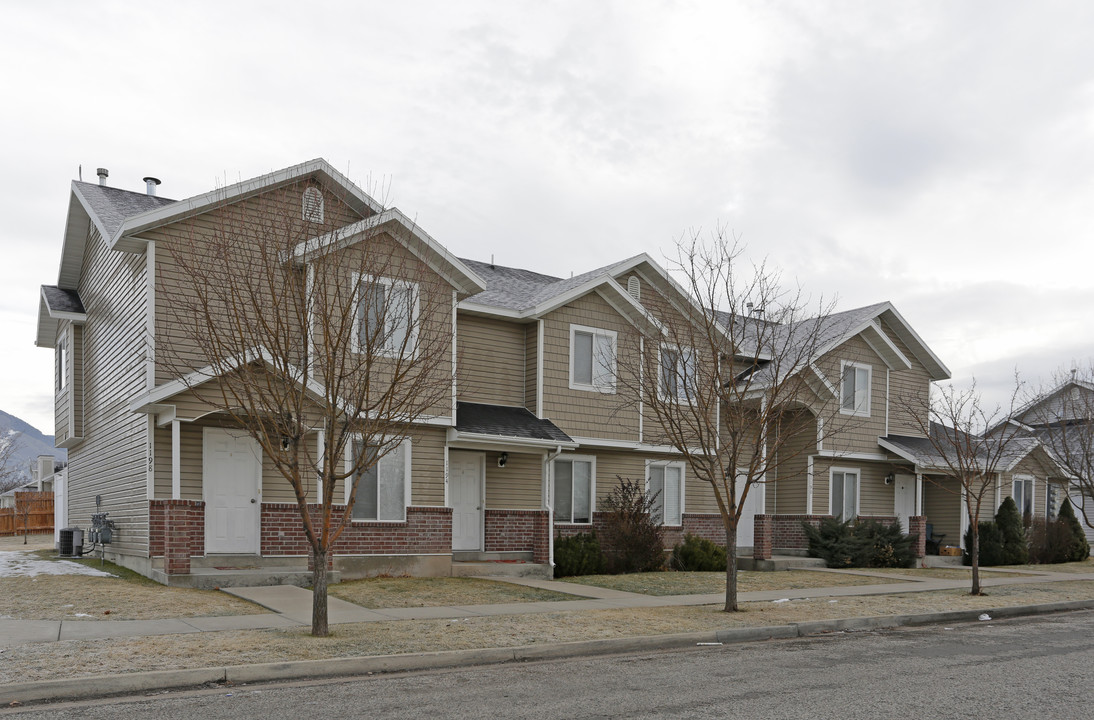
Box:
37, 159, 979, 586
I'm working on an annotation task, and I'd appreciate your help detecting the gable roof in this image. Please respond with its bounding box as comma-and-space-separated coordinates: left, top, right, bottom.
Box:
455, 402, 574, 444
1011, 379, 1094, 428
880, 422, 1050, 473
35, 286, 87, 348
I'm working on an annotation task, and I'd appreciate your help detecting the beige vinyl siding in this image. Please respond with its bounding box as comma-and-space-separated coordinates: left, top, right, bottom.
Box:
67, 225, 151, 556
457, 314, 526, 406
525, 324, 538, 414
923, 475, 962, 543
772, 424, 816, 514
880, 319, 931, 437
410, 426, 446, 506
485, 451, 543, 509
71, 324, 84, 437
814, 336, 888, 455
54, 324, 70, 445
856, 462, 895, 516
595, 451, 647, 501
150, 183, 366, 386
540, 292, 640, 441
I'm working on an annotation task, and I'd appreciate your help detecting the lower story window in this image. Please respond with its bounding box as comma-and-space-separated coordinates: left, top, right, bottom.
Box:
1013, 476, 1034, 517
554, 457, 593, 523
349, 439, 410, 521
648, 462, 683, 526
1045, 482, 1060, 519
831, 469, 858, 521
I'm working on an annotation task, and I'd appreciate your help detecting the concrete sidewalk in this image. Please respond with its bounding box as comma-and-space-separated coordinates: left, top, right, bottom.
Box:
3, 567, 1091, 649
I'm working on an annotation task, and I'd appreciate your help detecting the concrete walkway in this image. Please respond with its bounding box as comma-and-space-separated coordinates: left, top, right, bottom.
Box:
3, 566, 1091, 649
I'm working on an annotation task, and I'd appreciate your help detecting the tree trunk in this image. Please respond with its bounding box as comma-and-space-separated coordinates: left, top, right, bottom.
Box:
970, 525, 981, 596
724, 525, 738, 612
311, 548, 329, 636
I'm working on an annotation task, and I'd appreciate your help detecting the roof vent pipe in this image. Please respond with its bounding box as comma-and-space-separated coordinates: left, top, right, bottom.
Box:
143, 176, 161, 196
97, 168, 109, 186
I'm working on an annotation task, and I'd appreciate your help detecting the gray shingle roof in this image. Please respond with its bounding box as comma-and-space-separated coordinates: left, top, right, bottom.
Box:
74, 181, 177, 239
41, 285, 85, 314
459, 256, 640, 313
456, 402, 573, 443
882, 422, 1042, 471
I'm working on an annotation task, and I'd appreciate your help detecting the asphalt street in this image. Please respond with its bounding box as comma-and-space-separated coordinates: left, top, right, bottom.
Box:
8, 610, 1094, 719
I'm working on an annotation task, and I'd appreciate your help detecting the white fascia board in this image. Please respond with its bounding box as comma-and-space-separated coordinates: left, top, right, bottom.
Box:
878, 305, 951, 380
58, 186, 99, 288
593, 281, 665, 333
109, 159, 385, 254
815, 449, 891, 461
456, 302, 525, 320
807, 363, 838, 398
565, 436, 693, 454
34, 299, 57, 348
876, 437, 923, 465
860, 322, 913, 371
445, 428, 578, 452
293, 209, 487, 297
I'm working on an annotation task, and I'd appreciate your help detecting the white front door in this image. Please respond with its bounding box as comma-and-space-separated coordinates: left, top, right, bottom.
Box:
203, 427, 262, 554
450, 451, 483, 551
894, 473, 916, 533
736, 474, 764, 547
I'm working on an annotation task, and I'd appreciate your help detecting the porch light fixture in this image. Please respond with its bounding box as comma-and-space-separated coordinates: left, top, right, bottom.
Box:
498, 452, 508, 468
884, 473, 895, 485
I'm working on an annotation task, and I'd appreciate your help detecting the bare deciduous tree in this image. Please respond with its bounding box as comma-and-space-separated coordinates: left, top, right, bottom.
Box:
158, 183, 453, 636
899, 379, 1025, 595
617, 232, 850, 611
0, 425, 26, 495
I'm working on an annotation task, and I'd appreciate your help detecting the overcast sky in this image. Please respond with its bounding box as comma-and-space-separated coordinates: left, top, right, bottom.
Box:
3, 1, 1093, 433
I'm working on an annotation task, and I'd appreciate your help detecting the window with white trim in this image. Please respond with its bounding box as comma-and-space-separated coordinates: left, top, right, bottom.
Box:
569, 324, 616, 392
840, 361, 871, 416
356, 276, 418, 357
348, 438, 411, 522
1013, 475, 1034, 517
56, 332, 68, 392
648, 461, 684, 526
660, 345, 696, 402
302, 186, 324, 223
1045, 482, 1061, 519
554, 456, 594, 523
831, 468, 859, 521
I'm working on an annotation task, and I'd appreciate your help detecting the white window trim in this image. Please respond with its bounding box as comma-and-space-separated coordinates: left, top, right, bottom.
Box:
56, 329, 68, 392
1012, 474, 1034, 516
353, 273, 420, 359
302, 186, 325, 223
828, 466, 860, 520
839, 361, 872, 417
646, 459, 686, 526
553, 454, 596, 524
568, 323, 617, 393
344, 436, 413, 523
658, 343, 696, 403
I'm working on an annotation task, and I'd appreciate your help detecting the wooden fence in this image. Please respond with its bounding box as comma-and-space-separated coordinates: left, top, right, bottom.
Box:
0, 491, 54, 536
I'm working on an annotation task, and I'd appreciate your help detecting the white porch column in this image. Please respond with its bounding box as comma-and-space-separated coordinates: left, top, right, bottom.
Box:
915, 471, 923, 516
171, 420, 181, 500
316, 428, 325, 505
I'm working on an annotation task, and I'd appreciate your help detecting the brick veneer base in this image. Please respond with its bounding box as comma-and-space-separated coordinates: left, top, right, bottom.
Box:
485, 509, 550, 564
261, 504, 452, 557
555, 512, 726, 554
909, 515, 926, 558
149, 499, 205, 575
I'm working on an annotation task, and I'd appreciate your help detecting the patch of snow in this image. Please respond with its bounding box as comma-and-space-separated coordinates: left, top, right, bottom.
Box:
72, 613, 94, 618
0, 551, 113, 578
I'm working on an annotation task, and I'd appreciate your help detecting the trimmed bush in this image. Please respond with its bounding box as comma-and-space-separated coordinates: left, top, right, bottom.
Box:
995, 496, 1028, 565
599, 476, 666, 574
1058, 498, 1090, 562
671, 534, 727, 572
553, 532, 603, 577
804, 518, 915, 568
962, 521, 1004, 566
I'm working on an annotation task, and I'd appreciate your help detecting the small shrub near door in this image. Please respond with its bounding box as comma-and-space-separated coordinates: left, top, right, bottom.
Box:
671, 534, 727, 572
804, 518, 916, 568
553, 533, 603, 577
962, 521, 1005, 566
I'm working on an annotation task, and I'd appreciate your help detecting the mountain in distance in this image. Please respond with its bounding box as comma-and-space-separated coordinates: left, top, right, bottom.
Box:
0, 409, 67, 484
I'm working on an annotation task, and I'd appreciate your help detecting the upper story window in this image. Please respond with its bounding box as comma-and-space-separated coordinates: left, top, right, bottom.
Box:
56, 332, 68, 392
356, 275, 419, 358
831, 468, 859, 521
348, 438, 411, 522
302, 186, 324, 223
840, 361, 871, 416
569, 324, 616, 392
554, 456, 594, 524
647, 461, 684, 526
660, 345, 696, 402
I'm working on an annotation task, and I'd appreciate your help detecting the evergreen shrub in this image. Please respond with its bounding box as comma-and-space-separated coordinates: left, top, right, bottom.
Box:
804, 518, 915, 568
995, 496, 1029, 565
671, 534, 727, 572
553, 532, 603, 577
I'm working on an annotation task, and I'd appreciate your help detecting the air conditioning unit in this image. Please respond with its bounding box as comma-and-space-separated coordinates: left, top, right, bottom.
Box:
59, 527, 83, 557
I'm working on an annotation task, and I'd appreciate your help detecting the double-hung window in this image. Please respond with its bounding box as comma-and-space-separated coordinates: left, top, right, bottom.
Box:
1045, 482, 1061, 519
1013, 476, 1034, 516
840, 362, 871, 416
554, 456, 594, 523
348, 438, 411, 522
569, 324, 616, 392
660, 345, 696, 402
648, 461, 684, 526
831, 469, 859, 521
56, 332, 68, 392
356, 276, 418, 357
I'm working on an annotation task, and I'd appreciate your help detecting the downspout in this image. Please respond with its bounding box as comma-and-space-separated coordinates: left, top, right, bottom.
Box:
545, 444, 564, 569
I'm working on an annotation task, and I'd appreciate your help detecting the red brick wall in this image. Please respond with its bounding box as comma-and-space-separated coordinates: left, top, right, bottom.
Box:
149, 499, 204, 575
909, 515, 926, 558
485, 509, 550, 563
261, 504, 452, 556
754, 515, 772, 560
769, 514, 901, 551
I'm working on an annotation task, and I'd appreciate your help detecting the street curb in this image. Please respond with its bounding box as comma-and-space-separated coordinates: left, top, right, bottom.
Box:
5, 599, 1094, 706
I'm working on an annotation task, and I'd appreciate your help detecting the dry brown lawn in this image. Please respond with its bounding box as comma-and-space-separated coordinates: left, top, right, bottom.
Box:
329, 576, 577, 607
855, 567, 1027, 580
559, 570, 892, 596
4, 580, 1094, 685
